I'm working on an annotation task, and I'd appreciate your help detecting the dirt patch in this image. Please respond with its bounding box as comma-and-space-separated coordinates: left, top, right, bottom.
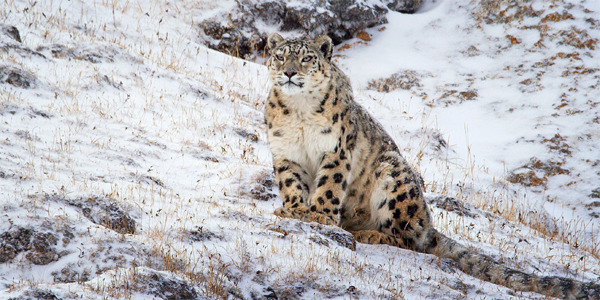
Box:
542, 133, 571, 155
431, 88, 479, 106
557, 27, 598, 50
541, 11, 574, 23
507, 157, 570, 188
474, 0, 543, 25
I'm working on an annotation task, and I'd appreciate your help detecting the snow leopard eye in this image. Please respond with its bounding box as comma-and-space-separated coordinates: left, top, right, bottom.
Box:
275, 54, 284, 61
301, 56, 313, 63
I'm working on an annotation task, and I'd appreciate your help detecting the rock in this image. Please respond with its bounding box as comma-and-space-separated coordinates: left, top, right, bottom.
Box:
523, 209, 558, 235
26, 232, 59, 265
0, 227, 61, 265
234, 127, 259, 142
35, 44, 141, 64
0, 227, 32, 263
249, 170, 277, 202
268, 219, 356, 250
6, 289, 61, 300
143, 271, 198, 300
36, 44, 111, 63
382, 0, 423, 13
52, 263, 91, 283
25, 249, 58, 265
25, 290, 61, 300
59, 194, 136, 234
311, 223, 356, 250
198, 0, 424, 59
188, 226, 223, 242
1, 25, 22, 43
30, 290, 61, 300
427, 195, 476, 218
0, 65, 38, 89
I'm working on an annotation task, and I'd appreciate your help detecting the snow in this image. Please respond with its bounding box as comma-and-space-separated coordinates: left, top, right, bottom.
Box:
1, 0, 599, 299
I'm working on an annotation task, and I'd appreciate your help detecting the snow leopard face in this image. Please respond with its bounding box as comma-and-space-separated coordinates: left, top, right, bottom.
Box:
266, 33, 333, 96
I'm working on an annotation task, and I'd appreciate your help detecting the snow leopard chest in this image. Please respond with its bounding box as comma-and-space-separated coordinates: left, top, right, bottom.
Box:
268, 113, 338, 179
301, 121, 338, 175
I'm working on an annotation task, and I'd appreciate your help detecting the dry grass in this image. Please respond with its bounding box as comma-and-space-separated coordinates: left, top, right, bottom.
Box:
419, 127, 600, 263
380, 98, 600, 280
2, 0, 599, 299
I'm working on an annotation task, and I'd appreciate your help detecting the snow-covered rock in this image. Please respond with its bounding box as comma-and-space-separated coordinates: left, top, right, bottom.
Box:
199, 0, 421, 59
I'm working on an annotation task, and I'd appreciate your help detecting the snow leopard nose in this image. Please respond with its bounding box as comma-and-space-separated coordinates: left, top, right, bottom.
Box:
284, 71, 297, 78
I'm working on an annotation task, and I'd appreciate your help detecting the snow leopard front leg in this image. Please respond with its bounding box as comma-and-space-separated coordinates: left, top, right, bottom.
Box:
302, 147, 350, 226
299, 110, 355, 226
273, 158, 312, 219
274, 150, 349, 227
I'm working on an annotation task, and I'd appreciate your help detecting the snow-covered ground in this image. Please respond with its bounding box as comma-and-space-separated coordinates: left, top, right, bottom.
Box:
1, 0, 599, 299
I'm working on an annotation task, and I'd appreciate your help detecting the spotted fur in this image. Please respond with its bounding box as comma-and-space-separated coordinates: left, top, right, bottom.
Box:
264, 33, 600, 300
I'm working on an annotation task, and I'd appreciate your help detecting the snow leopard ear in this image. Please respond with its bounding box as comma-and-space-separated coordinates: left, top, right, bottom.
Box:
267, 33, 284, 51
314, 35, 333, 61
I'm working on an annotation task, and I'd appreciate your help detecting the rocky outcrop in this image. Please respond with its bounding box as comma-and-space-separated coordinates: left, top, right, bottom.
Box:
199, 0, 421, 59
0, 227, 64, 265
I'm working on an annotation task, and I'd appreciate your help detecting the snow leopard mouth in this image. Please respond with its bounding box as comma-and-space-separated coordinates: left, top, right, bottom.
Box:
279, 80, 304, 88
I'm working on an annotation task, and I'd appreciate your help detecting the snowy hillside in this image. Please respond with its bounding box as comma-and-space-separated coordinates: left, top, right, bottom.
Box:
1, 0, 599, 299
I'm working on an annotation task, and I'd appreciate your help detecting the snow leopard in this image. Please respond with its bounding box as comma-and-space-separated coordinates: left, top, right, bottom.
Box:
264, 32, 600, 300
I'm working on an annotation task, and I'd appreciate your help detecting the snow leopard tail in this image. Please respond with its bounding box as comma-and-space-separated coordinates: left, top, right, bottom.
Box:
423, 228, 600, 300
